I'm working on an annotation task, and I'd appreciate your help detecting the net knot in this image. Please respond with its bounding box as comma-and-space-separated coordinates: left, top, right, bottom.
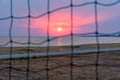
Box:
94, 1, 98, 4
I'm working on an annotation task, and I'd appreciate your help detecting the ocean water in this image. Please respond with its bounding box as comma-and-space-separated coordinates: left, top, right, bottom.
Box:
0, 36, 120, 47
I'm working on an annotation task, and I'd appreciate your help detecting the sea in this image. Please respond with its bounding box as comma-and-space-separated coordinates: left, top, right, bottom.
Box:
0, 36, 120, 47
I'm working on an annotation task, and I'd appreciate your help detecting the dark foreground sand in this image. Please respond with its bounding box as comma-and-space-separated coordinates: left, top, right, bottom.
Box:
0, 51, 120, 80
0, 43, 120, 80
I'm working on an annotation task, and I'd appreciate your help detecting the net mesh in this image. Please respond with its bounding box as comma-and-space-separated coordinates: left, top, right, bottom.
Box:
0, 0, 120, 80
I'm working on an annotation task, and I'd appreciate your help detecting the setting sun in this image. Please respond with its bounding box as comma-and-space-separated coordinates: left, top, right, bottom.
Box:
57, 27, 62, 32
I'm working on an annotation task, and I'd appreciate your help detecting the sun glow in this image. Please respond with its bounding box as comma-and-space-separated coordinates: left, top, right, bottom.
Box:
49, 22, 70, 36
57, 27, 62, 32
30, 11, 113, 36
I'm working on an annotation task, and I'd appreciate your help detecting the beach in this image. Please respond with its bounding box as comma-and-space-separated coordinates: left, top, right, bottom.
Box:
0, 43, 120, 54
0, 43, 120, 80
0, 0, 120, 79
0, 50, 120, 80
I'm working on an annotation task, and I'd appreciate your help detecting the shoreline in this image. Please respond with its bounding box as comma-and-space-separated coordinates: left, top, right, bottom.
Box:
0, 43, 120, 54
0, 45, 120, 59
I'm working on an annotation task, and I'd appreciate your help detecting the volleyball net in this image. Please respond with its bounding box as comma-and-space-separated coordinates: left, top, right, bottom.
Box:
0, 0, 120, 80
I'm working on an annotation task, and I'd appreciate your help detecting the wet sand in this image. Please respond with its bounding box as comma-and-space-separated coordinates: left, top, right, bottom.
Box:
0, 43, 120, 54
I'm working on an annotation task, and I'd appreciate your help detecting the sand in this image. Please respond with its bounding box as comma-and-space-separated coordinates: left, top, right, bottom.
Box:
0, 43, 120, 80
0, 43, 120, 54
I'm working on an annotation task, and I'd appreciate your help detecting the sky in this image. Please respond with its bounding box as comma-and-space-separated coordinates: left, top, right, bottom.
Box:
0, 0, 120, 37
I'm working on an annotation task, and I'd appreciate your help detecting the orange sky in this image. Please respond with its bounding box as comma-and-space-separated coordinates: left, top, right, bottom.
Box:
0, 0, 120, 37
31, 12, 115, 36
